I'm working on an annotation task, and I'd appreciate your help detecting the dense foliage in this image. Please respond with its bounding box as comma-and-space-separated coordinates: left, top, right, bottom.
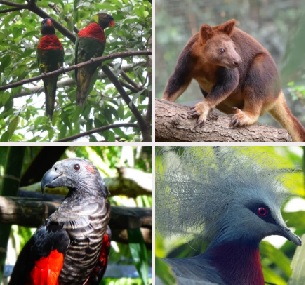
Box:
0, 0, 152, 142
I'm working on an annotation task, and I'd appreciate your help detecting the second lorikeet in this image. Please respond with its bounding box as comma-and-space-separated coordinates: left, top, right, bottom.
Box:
75, 13, 115, 106
37, 18, 64, 119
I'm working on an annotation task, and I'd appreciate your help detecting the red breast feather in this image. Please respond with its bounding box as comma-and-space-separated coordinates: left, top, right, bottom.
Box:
78, 22, 106, 42
38, 35, 63, 51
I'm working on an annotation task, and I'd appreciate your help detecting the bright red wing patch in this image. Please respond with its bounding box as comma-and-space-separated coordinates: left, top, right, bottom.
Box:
83, 232, 111, 285
29, 249, 63, 285
98, 233, 111, 267
78, 22, 106, 42
38, 35, 63, 51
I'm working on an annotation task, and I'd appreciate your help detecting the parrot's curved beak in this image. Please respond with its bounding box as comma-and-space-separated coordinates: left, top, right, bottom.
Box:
46, 18, 52, 26
41, 168, 61, 193
280, 226, 302, 246
109, 20, 115, 27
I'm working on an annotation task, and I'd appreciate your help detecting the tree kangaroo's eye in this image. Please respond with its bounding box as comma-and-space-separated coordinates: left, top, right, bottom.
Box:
219, 48, 226, 54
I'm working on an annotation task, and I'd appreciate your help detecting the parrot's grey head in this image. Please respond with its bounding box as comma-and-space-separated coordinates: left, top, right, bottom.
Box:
41, 158, 109, 198
41, 18, 55, 35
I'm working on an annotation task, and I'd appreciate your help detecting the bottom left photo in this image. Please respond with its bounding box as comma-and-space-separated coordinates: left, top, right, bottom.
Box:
0, 146, 152, 285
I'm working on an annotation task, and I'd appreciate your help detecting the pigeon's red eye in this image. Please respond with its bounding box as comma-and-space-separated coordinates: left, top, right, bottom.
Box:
258, 207, 268, 217
74, 164, 80, 171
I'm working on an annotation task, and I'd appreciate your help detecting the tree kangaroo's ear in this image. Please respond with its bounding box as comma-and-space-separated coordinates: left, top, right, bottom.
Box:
216, 19, 237, 35
200, 24, 213, 44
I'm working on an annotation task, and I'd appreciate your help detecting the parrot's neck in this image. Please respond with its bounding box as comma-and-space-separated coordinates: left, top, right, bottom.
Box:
204, 241, 264, 285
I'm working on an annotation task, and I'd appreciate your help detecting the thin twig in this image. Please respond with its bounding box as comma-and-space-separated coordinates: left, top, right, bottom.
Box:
48, 3, 79, 34
57, 123, 139, 142
101, 65, 151, 142
120, 70, 142, 91
119, 80, 142, 93
0, 50, 151, 91
27, 2, 76, 42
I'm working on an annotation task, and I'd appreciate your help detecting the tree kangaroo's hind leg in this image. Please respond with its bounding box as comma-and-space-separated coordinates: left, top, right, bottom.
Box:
231, 53, 275, 127
269, 91, 305, 142
230, 95, 262, 127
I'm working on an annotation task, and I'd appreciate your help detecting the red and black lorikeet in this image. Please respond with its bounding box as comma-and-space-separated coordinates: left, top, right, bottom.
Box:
75, 13, 114, 106
9, 158, 111, 285
37, 18, 64, 119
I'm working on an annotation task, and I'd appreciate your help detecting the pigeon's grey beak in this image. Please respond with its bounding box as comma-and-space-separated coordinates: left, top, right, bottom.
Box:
280, 226, 302, 246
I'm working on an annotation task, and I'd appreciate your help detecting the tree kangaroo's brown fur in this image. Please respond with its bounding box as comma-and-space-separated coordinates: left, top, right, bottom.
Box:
162, 19, 305, 142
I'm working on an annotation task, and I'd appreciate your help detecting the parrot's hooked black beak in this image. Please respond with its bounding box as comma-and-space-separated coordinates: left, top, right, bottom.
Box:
41, 168, 61, 193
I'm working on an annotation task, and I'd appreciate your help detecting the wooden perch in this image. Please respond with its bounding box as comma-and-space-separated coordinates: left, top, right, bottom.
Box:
19, 166, 152, 198
155, 99, 291, 142
0, 196, 151, 246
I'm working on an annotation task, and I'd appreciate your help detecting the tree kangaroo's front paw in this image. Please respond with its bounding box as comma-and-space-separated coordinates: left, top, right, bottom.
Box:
188, 107, 199, 119
230, 109, 257, 127
189, 102, 210, 127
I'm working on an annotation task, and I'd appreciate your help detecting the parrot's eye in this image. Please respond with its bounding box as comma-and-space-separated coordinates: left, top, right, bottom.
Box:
257, 207, 268, 217
74, 164, 80, 171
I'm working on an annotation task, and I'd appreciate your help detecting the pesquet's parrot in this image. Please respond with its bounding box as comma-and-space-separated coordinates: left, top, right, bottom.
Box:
75, 13, 114, 106
9, 158, 111, 285
37, 18, 64, 119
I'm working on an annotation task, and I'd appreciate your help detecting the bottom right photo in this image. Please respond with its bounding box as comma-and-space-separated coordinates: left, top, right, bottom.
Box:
155, 146, 305, 285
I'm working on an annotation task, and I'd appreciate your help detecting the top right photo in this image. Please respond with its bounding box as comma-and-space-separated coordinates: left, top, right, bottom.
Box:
155, 0, 305, 142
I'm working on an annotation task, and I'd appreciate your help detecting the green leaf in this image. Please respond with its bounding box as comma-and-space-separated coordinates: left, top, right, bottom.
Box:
7, 117, 19, 140
128, 228, 149, 285
0, 54, 11, 71
155, 258, 176, 285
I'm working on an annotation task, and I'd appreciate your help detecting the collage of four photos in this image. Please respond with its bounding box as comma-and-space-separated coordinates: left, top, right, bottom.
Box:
1, 0, 305, 284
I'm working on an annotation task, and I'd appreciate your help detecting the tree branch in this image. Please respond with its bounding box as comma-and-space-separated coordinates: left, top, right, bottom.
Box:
0, 197, 152, 245
0, 0, 75, 42
155, 99, 291, 142
0, 51, 151, 92
47, 3, 79, 34
14, 64, 141, 98
118, 80, 139, 93
27, 1, 76, 42
120, 70, 142, 91
57, 123, 139, 142
101, 66, 151, 142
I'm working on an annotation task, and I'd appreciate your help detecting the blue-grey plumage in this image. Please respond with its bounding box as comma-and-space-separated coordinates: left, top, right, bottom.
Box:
156, 147, 301, 285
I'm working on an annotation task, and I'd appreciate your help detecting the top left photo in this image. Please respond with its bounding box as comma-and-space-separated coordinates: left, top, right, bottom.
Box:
0, 0, 152, 142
